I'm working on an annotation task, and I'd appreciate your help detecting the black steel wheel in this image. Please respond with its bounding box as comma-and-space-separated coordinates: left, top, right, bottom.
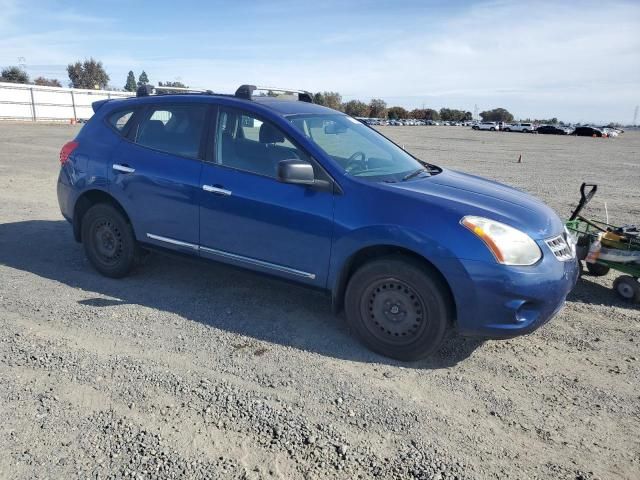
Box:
361, 279, 427, 345
81, 203, 138, 278
345, 256, 451, 361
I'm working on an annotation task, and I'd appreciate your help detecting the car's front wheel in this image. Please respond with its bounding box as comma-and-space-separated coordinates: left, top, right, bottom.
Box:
490, 127, 496, 131
81, 203, 139, 278
344, 256, 451, 361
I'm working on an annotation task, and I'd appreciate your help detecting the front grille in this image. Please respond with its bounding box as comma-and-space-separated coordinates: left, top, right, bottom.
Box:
545, 234, 574, 261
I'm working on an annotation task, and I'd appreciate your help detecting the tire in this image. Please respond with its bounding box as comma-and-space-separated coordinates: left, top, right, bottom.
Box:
523, 129, 529, 133
613, 276, 640, 302
490, 127, 495, 131
81, 203, 139, 278
586, 262, 610, 277
344, 256, 451, 361
503, 128, 511, 132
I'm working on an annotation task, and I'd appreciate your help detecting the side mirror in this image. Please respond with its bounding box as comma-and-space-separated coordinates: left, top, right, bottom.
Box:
277, 159, 315, 185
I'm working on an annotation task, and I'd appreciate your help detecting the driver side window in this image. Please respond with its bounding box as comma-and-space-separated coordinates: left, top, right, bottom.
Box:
215, 107, 306, 178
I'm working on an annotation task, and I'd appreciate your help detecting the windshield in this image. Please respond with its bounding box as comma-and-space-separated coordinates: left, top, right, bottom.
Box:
287, 113, 437, 182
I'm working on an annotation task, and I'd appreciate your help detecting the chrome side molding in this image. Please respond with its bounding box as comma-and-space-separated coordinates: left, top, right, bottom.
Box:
145, 233, 315, 280
146, 233, 198, 251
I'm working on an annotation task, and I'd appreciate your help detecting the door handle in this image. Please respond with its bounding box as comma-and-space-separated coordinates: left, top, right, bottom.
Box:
203, 185, 232, 196
113, 164, 135, 174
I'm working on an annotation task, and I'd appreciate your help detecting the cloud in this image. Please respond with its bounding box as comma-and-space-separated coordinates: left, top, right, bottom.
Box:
0, 0, 638, 122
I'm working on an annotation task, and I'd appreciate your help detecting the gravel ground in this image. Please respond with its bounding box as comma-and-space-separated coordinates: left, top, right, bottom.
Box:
0, 123, 638, 480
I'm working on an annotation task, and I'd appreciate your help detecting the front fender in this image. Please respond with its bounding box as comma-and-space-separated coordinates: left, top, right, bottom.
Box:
328, 225, 477, 322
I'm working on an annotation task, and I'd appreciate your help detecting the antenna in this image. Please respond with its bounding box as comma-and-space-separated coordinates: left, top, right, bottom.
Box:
473, 104, 479, 120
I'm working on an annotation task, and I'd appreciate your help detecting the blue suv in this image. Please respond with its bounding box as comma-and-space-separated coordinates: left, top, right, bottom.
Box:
57, 84, 579, 360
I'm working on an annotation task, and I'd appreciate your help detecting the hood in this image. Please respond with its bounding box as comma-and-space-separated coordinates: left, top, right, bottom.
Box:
387, 169, 563, 239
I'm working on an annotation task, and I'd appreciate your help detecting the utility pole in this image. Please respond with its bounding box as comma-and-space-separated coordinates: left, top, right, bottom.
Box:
634, 105, 639, 127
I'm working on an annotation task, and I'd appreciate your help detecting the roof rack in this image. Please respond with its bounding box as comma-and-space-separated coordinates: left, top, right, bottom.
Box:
135, 83, 314, 103
136, 85, 215, 97
235, 85, 313, 103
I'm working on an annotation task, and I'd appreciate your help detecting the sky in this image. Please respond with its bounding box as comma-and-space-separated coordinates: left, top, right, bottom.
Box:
1, 0, 639, 124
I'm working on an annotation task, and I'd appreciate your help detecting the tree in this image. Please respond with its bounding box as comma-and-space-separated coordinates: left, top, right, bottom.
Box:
156, 81, 189, 94
409, 108, 439, 121
368, 98, 387, 119
479, 108, 514, 123
439, 108, 468, 122
67, 58, 110, 89
1, 66, 29, 84
34, 76, 62, 87
124, 71, 136, 92
387, 106, 408, 120
158, 81, 188, 88
138, 70, 149, 87
343, 99, 369, 117
424, 109, 440, 121
314, 91, 341, 111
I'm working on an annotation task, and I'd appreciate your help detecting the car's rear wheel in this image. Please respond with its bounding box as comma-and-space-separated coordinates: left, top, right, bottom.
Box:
503, 128, 510, 132
586, 262, 610, 277
344, 256, 450, 361
490, 127, 495, 131
81, 203, 139, 278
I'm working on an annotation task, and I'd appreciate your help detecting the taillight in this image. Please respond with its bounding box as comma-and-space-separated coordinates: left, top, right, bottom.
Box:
60, 141, 79, 164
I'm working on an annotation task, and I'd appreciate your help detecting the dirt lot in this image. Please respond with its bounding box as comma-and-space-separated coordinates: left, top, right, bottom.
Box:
0, 123, 638, 479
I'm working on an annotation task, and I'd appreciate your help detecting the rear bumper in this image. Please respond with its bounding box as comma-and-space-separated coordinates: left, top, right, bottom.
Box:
57, 170, 74, 223
446, 253, 579, 338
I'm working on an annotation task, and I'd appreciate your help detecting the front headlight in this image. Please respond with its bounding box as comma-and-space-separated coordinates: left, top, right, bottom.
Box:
461, 216, 542, 266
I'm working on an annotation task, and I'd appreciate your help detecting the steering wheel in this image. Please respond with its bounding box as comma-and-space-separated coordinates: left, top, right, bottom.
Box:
345, 151, 367, 173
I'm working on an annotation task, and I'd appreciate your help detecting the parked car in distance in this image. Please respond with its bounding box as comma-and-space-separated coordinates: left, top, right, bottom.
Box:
536, 125, 568, 135
472, 121, 499, 131
572, 126, 604, 137
57, 83, 579, 361
503, 123, 535, 133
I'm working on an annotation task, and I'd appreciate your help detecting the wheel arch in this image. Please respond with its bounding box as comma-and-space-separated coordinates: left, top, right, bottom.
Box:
331, 245, 457, 323
73, 189, 132, 242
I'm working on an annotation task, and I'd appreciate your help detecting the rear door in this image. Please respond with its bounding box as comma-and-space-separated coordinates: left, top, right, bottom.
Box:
109, 102, 208, 251
198, 106, 335, 287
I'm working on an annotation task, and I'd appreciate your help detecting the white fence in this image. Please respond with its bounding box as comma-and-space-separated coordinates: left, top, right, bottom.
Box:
0, 81, 134, 122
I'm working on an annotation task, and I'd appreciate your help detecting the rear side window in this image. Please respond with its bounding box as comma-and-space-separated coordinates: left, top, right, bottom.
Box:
109, 109, 135, 132
135, 104, 207, 159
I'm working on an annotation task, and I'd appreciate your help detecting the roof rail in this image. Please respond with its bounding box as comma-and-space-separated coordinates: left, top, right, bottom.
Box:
136, 85, 214, 97
235, 85, 313, 103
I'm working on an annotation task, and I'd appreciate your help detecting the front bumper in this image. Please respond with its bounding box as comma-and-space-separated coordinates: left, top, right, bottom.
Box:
446, 251, 579, 338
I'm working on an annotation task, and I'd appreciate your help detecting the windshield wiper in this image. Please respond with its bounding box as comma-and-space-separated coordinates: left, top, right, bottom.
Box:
401, 168, 428, 181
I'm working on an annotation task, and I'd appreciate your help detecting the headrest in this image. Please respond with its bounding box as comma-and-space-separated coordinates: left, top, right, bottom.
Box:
140, 120, 165, 139
259, 122, 285, 144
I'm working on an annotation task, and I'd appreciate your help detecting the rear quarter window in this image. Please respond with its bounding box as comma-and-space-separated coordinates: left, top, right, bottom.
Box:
109, 109, 135, 133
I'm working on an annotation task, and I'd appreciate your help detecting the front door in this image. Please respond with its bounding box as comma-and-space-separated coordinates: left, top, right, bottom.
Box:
199, 106, 334, 287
